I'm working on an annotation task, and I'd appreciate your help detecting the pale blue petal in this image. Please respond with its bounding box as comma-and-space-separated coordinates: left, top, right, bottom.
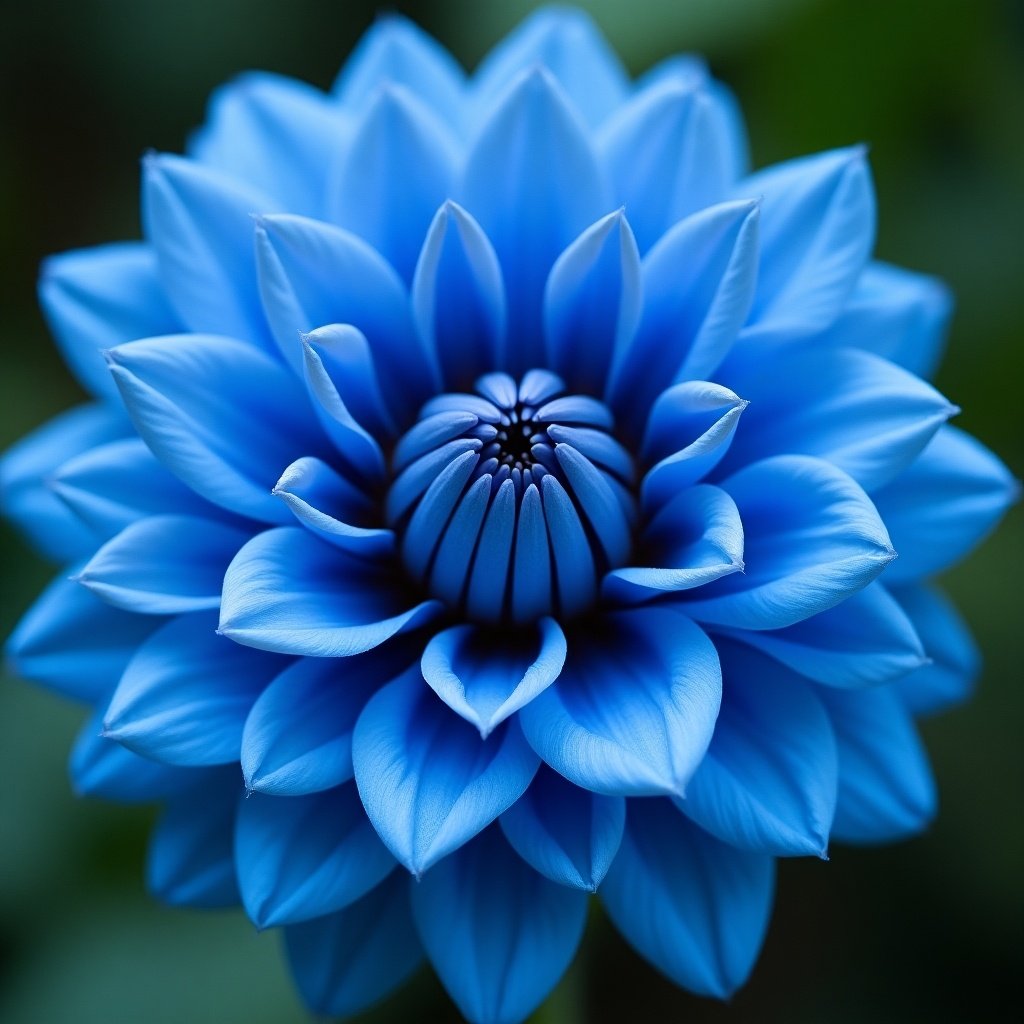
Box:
411, 826, 588, 1024
421, 618, 566, 737
500, 764, 624, 891
602, 800, 774, 998
352, 669, 539, 875
219, 527, 442, 658
39, 242, 179, 402
519, 606, 721, 796
236, 785, 395, 928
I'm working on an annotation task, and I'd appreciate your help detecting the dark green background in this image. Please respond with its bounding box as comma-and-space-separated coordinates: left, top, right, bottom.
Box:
1, 1, 1021, 1021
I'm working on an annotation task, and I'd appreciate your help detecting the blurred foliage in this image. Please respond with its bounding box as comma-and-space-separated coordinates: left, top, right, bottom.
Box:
0, 1, 1021, 1021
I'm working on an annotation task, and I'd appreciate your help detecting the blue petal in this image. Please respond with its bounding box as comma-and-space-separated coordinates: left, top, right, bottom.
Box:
466, 478, 516, 624
428, 474, 493, 607
103, 611, 288, 765
254, 213, 436, 412
329, 84, 458, 282
604, 484, 744, 605
241, 643, 415, 795
500, 764, 624, 891
219, 527, 442, 658
553, 443, 630, 566
818, 686, 936, 843
717, 581, 927, 688
460, 67, 609, 373
285, 872, 423, 1018
421, 618, 567, 738
39, 242, 179, 402
718, 346, 956, 491
412, 201, 506, 391
545, 209, 641, 396
333, 13, 466, 127
352, 669, 539, 875
236, 785, 395, 928
190, 72, 347, 217
598, 79, 735, 252
472, 7, 628, 129
602, 800, 774, 999
871, 425, 1018, 582
740, 146, 875, 340
386, 436, 483, 525
512, 484, 553, 624
51, 437, 220, 541
682, 456, 895, 630
70, 707, 195, 803
142, 153, 275, 347
76, 514, 250, 614
640, 381, 748, 510
0, 403, 128, 562
891, 585, 980, 715
147, 769, 241, 908
608, 200, 760, 434
519, 606, 721, 796
538, 475, 597, 619
411, 826, 588, 1024
273, 457, 393, 560
678, 639, 836, 857
6, 574, 162, 703
815, 261, 953, 380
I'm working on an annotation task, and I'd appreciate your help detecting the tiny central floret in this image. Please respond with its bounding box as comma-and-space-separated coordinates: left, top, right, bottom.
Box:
387, 370, 637, 624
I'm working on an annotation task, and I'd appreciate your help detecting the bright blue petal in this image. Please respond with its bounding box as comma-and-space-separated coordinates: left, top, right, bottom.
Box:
598, 79, 734, 252
236, 785, 395, 928
472, 6, 628, 129
512, 484, 553, 624
142, 153, 275, 347
219, 527, 442, 658
411, 826, 588, 1024
0, 403, 128, 562
519, 606, 721, 796
545, 209, 641, 396
891, 584, 980, 715
273, 457, 393, 560
421, 618, 566, 737
461, 67, 609, 373
818, 686, 936, 844
718, 581, 926, 688
190, 71, 347, 217
816, 261, 953, 380
740, 146, 875, 340
50, 437, 220, 542
107, 333, 324, 523
39, 242, 179, 402
284, 872, 423, 1018
241, 642, 415, 796
103, 611, 288, 765
330, 84, 457, 282
412, 201, 506, 391
678, 639, 837, 857
352, 669, 539, 875
872, 425, 1018, 582
466, 478, 516, 624
682, 456, 895, 630
608, 200, 760, 434
6, 573, 161, 703
70, 707, 195, 803
538, 475, 598, 619
333, 13, 466, 127
719, 346, 956, 491
602, 800, 774, 998
76, 514, 250, 614
500, 764, 624, 891
604, 485, 743, 605
254, 213, 436, 412
147, 769, 241, 908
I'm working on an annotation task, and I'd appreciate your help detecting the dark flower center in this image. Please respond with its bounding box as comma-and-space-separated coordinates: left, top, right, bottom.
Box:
387, 369, 637, 625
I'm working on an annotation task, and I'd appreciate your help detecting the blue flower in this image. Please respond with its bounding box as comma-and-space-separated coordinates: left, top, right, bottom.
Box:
2, 8, 1017, 1023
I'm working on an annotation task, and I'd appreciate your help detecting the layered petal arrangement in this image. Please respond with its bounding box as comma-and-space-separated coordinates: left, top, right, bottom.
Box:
3, 9, 1017, 1022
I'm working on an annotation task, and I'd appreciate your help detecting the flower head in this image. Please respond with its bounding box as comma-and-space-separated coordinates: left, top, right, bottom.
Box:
2, 8, 1017, 1023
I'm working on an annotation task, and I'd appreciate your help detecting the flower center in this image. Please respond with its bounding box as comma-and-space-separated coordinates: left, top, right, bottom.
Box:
387, 369, 637, 624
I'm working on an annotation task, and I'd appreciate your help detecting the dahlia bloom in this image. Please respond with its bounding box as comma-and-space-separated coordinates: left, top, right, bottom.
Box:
3, 7, 1017, 1022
